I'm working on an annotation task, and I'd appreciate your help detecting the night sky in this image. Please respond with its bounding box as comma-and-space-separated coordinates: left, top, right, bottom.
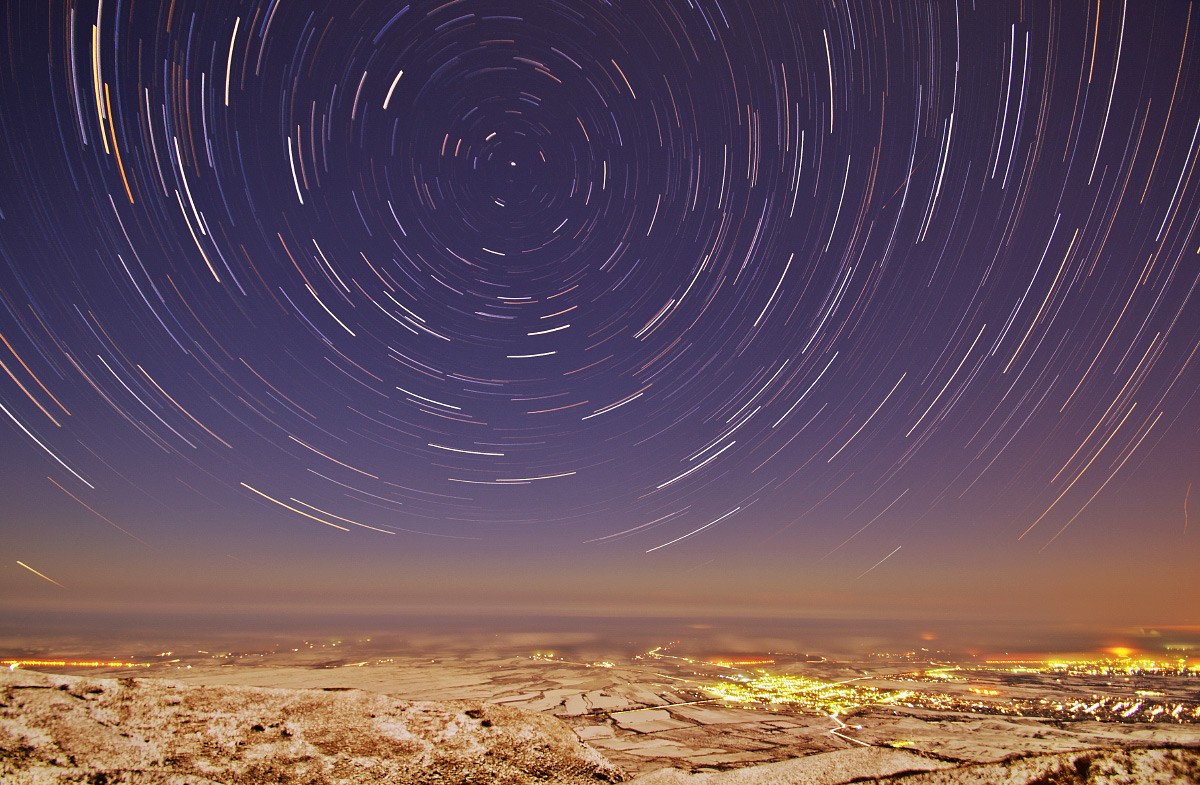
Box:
1, 0, 1198, 632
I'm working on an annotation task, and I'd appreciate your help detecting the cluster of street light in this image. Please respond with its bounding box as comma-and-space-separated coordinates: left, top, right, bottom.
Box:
704, 673, 914, 716
703, 664, 1200, 724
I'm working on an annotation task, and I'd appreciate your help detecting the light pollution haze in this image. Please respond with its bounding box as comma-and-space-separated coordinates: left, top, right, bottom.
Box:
0, 0, 1198, 647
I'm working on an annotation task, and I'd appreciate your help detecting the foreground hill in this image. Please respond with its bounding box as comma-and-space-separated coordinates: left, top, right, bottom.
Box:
0, 669, 623, 784
3, 670, 1197, 784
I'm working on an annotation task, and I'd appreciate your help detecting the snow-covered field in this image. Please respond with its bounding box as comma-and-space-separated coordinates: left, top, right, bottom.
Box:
4, 669, 1198, 784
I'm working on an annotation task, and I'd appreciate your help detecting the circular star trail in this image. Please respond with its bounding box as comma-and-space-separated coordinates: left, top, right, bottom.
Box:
1, 0, 1198, 581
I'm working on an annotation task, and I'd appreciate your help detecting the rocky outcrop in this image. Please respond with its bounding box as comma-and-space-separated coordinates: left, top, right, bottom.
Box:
870, 746, 1200, 785
630, 745, 1200, 785
0, 669, 625, 784
628, 746, 953, 784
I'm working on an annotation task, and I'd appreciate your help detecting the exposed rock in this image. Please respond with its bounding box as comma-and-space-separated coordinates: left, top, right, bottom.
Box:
0, 669, 625, 784
870, 746, 1200, 784
627, 747, 952, 784
630, 745, 1200, 785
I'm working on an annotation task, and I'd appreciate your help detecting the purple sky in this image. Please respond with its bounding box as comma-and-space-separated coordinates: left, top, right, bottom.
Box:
1, 0, 1197, 634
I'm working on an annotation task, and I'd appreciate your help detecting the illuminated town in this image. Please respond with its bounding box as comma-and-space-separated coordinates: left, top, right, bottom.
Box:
696, 655, 1200, 724
704, 672, 915, 716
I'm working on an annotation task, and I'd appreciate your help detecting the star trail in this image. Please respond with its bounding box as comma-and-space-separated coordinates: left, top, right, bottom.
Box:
1, 0, 1197, 622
